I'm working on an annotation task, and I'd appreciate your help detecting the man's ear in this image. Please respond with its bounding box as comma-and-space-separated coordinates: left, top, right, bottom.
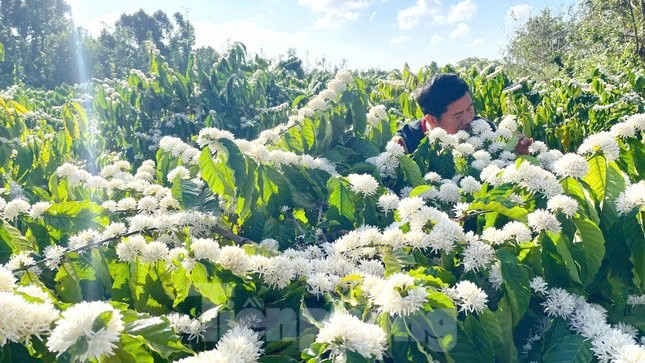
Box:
424, 114, 440, 128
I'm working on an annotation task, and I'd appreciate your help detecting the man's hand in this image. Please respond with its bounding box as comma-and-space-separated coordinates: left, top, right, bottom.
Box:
515, 135, 534, 155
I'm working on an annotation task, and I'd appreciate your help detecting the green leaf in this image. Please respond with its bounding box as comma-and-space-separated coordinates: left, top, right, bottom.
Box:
172, 179, 221, 214
326, 178, 355, 229
67, 336, 89, 361
345, 350, 372, 363
497, 249, 531, 326
199, 147, 235, 197
542, 233, 582, 285
0, 220, 37, 257
91, 310, 114, 333
571, 218, 605, 285
399, 155, 425, 186
43, 201, 109, 234
55, 261, 83, 303
492, 296, 520, 363
478, 309, 506, 359
103, 334, 154, 363
583, 155, 606, 204
259, 356, 299, 363
125, 316, 193, 358
462, 315, 494, 362
409, 185, 432, 198
600, 162, 626, 227
562, 178, 599, 224
543, 334, 593, 363
624, 212, 645, 290
404, 309, 459, 356
468, 200, 528, 222
191, 262, 230, 305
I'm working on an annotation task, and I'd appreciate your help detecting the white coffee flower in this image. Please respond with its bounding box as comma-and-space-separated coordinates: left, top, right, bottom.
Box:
28, 202, 50, 219
0, 266, 16, 291
527, 209, 562, 234
216, 246, 253, 276
451, 280, 488, 314
47, 301, 124, 361
542, 288, 575, 319
462, 239, 495, 272
552, 153, 589, 179
529, 276, 548, 294
316, 311, 387, 360
346, 174, 379, 196
578, 131, 620, 161
3, 199, 30, 220
168, 166, 191, 182
547, 195, 579, 218
115, 235, 147, 262
615, 181, 645, 215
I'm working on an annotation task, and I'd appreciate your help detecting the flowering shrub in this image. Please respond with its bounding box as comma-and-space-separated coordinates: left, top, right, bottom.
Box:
0, 63, 644, 362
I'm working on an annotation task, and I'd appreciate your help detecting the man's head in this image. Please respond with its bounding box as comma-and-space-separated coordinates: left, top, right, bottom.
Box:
415, 73, 475, 134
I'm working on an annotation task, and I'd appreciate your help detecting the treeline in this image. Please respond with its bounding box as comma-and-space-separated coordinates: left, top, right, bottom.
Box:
0, 1, 304, 89
1, 0, 644, 89
504, 0, 645, 80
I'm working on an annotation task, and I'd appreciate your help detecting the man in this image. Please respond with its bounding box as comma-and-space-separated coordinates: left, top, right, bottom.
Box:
393, 73, 533, 154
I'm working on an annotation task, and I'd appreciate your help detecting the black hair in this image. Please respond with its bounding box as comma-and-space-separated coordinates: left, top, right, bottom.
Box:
414, 73, 471, 117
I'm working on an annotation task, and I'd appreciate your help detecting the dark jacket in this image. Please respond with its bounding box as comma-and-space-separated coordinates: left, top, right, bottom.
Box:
394, 117, 496, 154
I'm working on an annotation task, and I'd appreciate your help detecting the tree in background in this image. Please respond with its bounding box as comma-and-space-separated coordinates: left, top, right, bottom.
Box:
0, 0, 75, 88
92, 10, 196, 80
503, 9, 572, 80
504, 0, 645, 80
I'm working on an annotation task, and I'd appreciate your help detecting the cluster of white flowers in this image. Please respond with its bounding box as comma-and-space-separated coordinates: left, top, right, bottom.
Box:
176, 324, 263, 363
1, 198, 31, 220
552, 153, 589, 179
363, 273, 428, 316
546, 194, 579, 218
159, 136, 201, 165
378, 191, 400, 214
366, 141, 405, 178
626, 294, 645, 306
167, 313, 206, 341
537, 281, 645, 363
445, 280, 489, 314
578, 131, 620, 162
366, 105, 388, 127
346, 173, 379, 196
47, 301, 124, 361
56, 161, 183, 211
527, 209, 562, 234
462, 238, 495, 272
252, 70, 354, 147
197, 127, 338, 176
316, 311, 387, 361
0, 289, 59, 346
616, 181, 645, 215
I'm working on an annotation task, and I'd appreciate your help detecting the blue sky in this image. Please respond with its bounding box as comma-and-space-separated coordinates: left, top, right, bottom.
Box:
68, 0, 577, 71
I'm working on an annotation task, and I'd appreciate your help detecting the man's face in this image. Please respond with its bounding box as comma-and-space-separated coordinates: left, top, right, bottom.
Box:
435, 92, 475, 134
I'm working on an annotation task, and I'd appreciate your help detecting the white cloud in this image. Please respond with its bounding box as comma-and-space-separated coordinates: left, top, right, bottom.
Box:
472, 38, 482, 46
298, 0, 372, 29
193, 21, 309, 59
431, 34, 442, 44
449, 23, 470, 38
398, 0, 441, 30
369, 11, 377, 22
444, 0, 477, 24
390, 35, 410, 44
506, 4, 532, 23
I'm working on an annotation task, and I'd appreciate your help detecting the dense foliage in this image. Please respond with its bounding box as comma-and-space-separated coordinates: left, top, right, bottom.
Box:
0, 39, 644, 362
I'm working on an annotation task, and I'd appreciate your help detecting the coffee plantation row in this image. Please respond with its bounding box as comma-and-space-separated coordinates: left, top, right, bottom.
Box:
0, 43, 644, 362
